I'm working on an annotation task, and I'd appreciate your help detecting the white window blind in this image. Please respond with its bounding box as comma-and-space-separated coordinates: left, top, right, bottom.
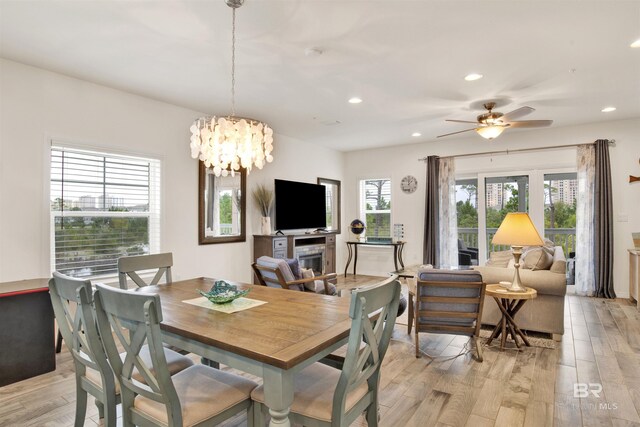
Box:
50, 145, 160, 278
359, 178, 392, 238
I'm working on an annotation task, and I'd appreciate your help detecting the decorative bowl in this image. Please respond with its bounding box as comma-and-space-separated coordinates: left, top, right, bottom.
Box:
198, 280, 249, 304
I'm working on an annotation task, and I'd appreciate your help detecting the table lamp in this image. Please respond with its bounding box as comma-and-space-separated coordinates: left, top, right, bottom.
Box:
491, 212, 544, 292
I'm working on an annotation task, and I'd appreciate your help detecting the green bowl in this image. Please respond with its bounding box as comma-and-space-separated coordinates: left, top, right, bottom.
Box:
198, 280, 249, 304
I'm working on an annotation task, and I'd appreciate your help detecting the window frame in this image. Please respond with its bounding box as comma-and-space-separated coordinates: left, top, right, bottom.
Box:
358, 177, 393, 239
49, 142, 162, 280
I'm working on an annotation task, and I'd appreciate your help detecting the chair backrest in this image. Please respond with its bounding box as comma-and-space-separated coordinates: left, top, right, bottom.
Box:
93, 284, 182, 425
415, 269, 486, 336
48, 272, 116, 395
118, 253, 173, 289
332, 275, 401, 424
252, 256, 304, 291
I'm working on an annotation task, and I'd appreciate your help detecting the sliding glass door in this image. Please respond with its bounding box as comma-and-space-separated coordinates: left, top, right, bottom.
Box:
457, 169, 576, 263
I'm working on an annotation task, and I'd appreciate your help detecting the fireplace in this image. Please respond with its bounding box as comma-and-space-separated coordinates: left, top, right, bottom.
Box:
294, 244, 325, 276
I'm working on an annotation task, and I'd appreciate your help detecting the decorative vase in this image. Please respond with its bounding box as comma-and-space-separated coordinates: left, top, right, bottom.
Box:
261, 217, 271, 235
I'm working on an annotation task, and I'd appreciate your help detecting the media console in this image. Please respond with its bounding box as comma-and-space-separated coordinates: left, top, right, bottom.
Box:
252, 233, 337, 284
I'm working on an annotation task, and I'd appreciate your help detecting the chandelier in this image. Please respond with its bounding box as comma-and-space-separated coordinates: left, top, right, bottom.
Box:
189, 0, 273, 177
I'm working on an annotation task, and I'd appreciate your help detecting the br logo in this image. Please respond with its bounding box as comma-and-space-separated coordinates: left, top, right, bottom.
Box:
574, 383, 603, 398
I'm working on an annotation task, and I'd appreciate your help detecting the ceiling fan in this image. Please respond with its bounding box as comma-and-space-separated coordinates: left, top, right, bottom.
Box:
437, 102, 553, 140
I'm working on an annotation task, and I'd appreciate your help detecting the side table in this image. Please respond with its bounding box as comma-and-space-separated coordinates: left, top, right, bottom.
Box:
485, 284, 537, 350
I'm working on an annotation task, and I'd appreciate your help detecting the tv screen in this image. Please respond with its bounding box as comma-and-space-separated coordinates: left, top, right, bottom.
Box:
274, 179, 326, 231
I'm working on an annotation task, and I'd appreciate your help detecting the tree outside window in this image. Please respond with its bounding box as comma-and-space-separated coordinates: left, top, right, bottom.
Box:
360, 179, 391, 238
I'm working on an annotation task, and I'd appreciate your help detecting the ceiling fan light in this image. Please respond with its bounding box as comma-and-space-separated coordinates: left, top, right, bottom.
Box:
476, 125, 505, 140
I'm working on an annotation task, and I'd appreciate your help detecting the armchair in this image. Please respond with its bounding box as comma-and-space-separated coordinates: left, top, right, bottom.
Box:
252, 256, 337, 295
410, 268, 486, 361
458, 239, 479, 266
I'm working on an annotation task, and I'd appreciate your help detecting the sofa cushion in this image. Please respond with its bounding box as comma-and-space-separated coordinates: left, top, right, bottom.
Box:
486, 250, 512, 267
549, 246, 567, 274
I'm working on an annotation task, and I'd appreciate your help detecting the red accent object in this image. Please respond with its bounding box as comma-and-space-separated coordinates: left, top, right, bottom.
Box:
0, 287, 49, 298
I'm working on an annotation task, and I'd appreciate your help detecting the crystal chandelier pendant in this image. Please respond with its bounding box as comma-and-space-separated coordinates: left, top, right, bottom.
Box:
189, 0, 274, 177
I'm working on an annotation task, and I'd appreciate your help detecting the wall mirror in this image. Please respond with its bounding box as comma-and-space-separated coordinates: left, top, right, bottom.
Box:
199, 163, 246, 244
317, 177, 341, 233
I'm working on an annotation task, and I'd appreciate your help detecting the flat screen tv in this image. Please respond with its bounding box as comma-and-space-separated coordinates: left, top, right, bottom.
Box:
274, 179, 326, 231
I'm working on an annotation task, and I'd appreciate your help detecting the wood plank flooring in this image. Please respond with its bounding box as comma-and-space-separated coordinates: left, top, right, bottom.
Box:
2, 277, 640, 426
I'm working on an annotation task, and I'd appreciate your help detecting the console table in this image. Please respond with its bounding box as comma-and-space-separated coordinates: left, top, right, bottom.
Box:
344, 240, 405, 277
0, 278, 55, 386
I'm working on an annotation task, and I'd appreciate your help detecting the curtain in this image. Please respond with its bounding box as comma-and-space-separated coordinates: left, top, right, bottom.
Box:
575, 145, 595, 296
423, 156, 439, 265
438, 157, 458, 268
594, 139, 615, 298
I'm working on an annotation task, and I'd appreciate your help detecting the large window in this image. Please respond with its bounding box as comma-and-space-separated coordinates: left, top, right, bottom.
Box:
485, 175, 529, 251
50, 145, 160, 278
359, 178, 391, 238
544, 172, 578, 255
456, 178, 478, 248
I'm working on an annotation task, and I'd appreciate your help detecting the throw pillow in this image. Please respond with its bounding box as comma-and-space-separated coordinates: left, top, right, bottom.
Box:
300, 268, 335, 294
285, 258, 301, 279
486, 250, 513, 268
522, 247, 553, 270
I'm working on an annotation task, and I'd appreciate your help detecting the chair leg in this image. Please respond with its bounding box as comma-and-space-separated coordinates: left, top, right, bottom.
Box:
247, 402, 255, 427
253, 401, 265, 426
95, 399, 104, 419
473, 336, 483, 362
365, 401, 379, 427
74, 380, 88, 427
415, 329, 420, 358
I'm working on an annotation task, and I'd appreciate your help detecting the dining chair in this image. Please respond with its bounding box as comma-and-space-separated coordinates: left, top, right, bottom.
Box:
49, 273, 195, 427
252, 256, 337, 295
93, 283, 258, 427
49, 272, 119, 427
251, 275, 402, 427
412, 268, 486, 361
118, 252, 173, 289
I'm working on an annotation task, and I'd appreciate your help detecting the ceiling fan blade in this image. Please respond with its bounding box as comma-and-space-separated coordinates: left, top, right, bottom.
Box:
437, 128, 477, 138
500, 106, 535, 122
445, 119, 479, 124
508, 120, 553, 128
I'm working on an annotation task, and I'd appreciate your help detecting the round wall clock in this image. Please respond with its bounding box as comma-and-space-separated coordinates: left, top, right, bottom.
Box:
401, 175, 418, 194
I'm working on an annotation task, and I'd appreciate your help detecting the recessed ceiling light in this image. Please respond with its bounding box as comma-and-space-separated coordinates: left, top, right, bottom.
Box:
601, 106, 616, 113
411, 132, 421, 137
464, 73, 483, 81
348, 97, 362, 104
631, 39, 640, 48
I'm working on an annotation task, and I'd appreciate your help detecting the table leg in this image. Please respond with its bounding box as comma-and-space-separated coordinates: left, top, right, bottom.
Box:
393, 245, 399, 272
353, 244, 358, 276
263, 366, 294, 427
398, 242, 405, 270
344, 244, 353, 277
500, 301, 507, 349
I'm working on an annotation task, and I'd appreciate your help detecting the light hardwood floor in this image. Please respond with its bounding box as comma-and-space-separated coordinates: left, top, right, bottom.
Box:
2, 277, 640, 427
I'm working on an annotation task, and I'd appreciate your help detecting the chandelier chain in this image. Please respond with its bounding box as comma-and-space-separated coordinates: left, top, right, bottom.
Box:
231, 7, 236, 117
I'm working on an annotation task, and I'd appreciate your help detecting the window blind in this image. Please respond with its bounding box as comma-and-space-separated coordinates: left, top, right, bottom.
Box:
50, 145, 160, 278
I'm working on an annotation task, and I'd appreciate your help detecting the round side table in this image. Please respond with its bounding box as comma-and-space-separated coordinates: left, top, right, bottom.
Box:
485, 284, 537, 350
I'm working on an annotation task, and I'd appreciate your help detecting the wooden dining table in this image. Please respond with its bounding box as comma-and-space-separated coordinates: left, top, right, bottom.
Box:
134, 277, 353, 427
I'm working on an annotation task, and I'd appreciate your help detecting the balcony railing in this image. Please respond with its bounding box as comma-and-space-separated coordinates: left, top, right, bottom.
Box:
458, 227, 576, 256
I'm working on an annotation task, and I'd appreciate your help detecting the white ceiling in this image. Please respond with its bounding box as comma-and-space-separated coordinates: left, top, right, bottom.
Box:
1, 0, 639, 151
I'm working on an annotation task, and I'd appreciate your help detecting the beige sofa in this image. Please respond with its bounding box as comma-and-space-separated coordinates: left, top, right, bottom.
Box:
473, 246, 567, 339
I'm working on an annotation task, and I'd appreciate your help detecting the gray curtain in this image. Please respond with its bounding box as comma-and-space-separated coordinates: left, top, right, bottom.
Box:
594, 139, 615, 298
423, 156, 439, 265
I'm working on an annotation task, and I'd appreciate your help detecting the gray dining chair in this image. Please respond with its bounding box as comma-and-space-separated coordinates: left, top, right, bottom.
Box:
251, 275, 401, 427
118, 252, 173, 289
49, 273, 195, 427
49, 272, 119, 427
93, 283, 258, 427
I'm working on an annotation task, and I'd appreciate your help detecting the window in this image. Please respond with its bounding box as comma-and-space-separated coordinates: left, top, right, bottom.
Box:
484, 175, 529, 251
544, 172, 577, 255
456, 178, 478, 248
50, 145, 160, 278
359, 178, 391, 238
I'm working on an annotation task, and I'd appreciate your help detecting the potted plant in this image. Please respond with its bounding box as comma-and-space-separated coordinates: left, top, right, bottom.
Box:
252, 185, 274, 235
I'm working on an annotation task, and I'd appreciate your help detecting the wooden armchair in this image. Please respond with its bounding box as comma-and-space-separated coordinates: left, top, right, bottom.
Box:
411, 268, 486, 361
252, 256, 337, 295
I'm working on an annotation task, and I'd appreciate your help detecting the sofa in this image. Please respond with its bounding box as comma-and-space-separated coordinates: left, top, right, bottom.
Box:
472, 245, 567, 340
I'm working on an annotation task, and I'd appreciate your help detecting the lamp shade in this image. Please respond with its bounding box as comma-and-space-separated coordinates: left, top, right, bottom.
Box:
491, 212, 544, 246
476, 125, 505, 140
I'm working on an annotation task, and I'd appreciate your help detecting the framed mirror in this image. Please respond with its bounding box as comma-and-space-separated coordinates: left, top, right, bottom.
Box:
317, 177, 341, 234
199, 163, 246, 244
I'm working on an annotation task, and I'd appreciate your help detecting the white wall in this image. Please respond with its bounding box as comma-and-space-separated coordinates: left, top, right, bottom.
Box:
344, 118, 640, 297
0, 59, 344, 284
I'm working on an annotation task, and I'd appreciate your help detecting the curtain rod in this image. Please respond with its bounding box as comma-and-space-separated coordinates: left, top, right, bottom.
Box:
417, 139, 616, 161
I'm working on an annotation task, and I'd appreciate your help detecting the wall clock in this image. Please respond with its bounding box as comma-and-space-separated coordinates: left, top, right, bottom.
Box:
401, 175, 418, 194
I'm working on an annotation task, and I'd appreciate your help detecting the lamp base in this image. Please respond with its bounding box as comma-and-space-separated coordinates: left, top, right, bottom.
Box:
508, 246, 527, 292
